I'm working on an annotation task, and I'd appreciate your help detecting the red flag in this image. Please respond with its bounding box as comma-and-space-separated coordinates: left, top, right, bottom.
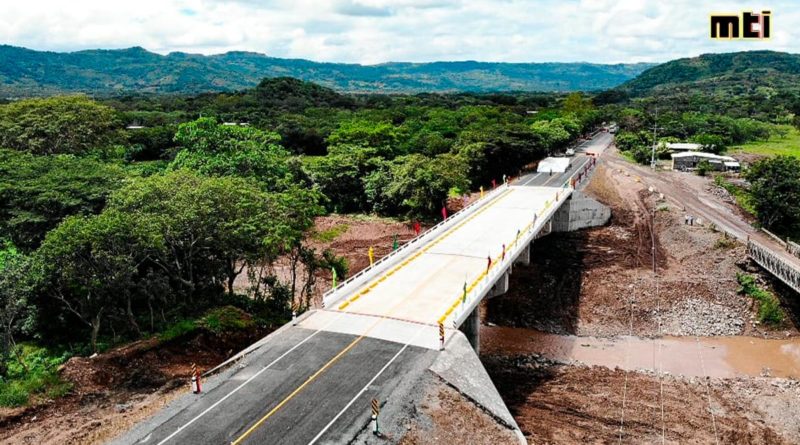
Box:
441, 206, 448, 221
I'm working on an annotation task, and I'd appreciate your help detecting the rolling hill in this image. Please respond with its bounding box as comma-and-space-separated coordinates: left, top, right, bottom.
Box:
0, 45, 654, 97
618, 50, 800, 97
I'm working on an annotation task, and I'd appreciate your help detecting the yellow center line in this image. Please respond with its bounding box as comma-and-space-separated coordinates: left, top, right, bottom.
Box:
230, 256, 447, 445
228, 191, 519, 444
230, 334, 364, 445
337, 187, 515, 310
437, 186, 572, 325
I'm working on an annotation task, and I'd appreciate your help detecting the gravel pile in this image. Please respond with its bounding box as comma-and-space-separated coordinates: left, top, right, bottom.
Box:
662, 298, 745, 336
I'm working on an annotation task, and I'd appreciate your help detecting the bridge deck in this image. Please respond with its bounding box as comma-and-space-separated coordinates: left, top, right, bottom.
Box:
300, 185, 567, 348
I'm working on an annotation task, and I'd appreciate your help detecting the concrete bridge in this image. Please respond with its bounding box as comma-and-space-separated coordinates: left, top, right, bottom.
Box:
112, 136, 613, 445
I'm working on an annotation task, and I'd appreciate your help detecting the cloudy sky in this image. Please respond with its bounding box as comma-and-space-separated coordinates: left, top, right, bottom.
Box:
1, 0, 798, 64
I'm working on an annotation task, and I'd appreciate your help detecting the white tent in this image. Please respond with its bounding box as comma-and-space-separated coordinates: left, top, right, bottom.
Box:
537, 157, 571, 173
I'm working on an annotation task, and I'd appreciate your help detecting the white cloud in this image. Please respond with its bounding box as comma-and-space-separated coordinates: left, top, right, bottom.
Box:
0, 0, 798, 63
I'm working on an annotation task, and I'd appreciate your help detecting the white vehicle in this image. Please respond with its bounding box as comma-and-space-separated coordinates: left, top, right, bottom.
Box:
565, 148, 575, 157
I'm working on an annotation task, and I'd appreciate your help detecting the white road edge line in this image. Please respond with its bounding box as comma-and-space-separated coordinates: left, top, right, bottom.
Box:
522, 172, 542, 186
155, 312, 349, 445
306, 326, 427, 445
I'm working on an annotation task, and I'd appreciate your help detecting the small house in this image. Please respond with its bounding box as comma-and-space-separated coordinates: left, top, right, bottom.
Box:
671, 152, 740, 172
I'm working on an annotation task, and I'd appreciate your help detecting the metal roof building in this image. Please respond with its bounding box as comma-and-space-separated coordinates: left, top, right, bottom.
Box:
671, 152, 740, 172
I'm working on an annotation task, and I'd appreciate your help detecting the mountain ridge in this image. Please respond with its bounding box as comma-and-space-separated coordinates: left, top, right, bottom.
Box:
0, 45, 654, 96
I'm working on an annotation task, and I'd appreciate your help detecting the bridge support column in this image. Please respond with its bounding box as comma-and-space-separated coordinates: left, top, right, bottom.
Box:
489, 270, 510, 298
514, 242, 531, 266
459, 307, 481, 353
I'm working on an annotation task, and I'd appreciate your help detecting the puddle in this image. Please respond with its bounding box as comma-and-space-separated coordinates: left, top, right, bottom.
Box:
482, 326, 800, 378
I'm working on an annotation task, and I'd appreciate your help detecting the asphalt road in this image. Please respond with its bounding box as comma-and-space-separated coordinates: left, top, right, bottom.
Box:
515, 131, 613, 188
119, 326, 433, 445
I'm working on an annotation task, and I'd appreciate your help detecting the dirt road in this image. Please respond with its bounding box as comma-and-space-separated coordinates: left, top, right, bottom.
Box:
604, 148, 800, 271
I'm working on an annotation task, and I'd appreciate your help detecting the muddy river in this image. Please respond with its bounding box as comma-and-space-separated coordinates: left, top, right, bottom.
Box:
482, 326, 800, 378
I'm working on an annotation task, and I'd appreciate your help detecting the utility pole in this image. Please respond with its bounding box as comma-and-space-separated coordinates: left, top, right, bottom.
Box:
651, 106, 659, 170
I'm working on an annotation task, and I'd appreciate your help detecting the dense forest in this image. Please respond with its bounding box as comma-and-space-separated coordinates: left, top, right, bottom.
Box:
0, 45, 653, 96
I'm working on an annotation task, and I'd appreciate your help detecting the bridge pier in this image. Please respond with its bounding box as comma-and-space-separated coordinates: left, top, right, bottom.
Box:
489, 270, 510, 298
514, 242, 531, 266
459, 307, 481, 353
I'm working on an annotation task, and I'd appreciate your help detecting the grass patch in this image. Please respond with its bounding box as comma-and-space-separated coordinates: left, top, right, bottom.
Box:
312, 223, 350, 242
619, 150, 637, 164
158, 319, 198, 342
730, 125, 800, 158
737, 273, 785, 326
713, 175, 756, 216
159, 306, 255, 341
199, 306, 254, 334
0, 344, 72, 407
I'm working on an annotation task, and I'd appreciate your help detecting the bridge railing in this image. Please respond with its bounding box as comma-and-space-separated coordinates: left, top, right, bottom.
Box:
438, 156, 598, 332
322, 182, 510, 309
747, 238, 800, 295
443, 184, 573, 329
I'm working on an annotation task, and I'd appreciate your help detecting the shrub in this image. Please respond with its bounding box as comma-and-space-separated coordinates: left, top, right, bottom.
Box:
0, 344, 72, 407
695, 160, 712, 176
736, 273, 785, 325
158, 319, 198, 342
714, 234, 736, 249
199, 306, 254, 334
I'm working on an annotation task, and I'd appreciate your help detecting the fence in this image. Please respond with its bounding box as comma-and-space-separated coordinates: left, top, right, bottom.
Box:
789, 239, 800, 260
761, 228, 800, 261
441, 155, 598, 330
321, 181, 510, 309
747, 239, 800, 295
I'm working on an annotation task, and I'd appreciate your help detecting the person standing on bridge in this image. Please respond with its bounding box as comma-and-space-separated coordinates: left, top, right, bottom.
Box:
502, 244, 506, 261
413, 221, 421, 236
491, 178, 497, 189
487, 255, 492, 273
368, 246, 374, 266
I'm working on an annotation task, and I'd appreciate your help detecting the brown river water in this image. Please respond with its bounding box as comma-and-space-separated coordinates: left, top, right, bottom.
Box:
482, 326, 800, 378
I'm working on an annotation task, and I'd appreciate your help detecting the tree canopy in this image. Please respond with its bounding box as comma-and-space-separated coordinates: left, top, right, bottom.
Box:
0, 96, 117, 155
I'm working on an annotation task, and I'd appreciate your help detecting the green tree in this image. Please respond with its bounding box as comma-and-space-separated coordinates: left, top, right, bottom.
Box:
745, 156, 800, 236
0, 244, 36, 376
366, 153, 469, 217
0, 149, 125, 250
37, 171, 323, 349
327, 119, 402, 156
562, 92, 594, 116
531, 120, 570, 152
37, 210, 156, 351
0, 96, 117, 155
305, 144, 386, 213
170, 117, 297, 190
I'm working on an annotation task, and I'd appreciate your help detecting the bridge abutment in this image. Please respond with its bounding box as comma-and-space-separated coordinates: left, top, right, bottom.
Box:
458, 306, 481, 353
552, 191, 611, 232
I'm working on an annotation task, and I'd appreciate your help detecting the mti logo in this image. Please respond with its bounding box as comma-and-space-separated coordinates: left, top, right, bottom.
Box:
710, 10, 771, 39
